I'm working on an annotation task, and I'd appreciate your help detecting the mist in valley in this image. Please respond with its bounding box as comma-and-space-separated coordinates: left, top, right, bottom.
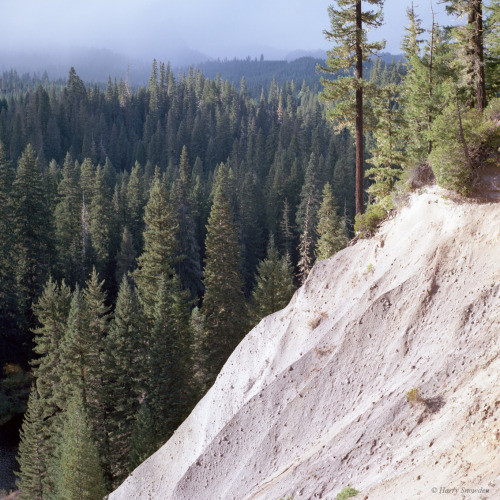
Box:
1, 0, 455, 83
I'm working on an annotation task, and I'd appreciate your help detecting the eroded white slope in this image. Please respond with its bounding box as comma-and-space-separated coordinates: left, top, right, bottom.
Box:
111, 188, 500, 500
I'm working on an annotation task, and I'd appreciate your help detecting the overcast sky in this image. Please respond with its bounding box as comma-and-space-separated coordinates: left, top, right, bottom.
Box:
1, 0, 464, 61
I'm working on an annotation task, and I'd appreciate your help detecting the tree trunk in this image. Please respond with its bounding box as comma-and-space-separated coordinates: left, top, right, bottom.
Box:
355, 0, 364, 215
466, 1, 486, 110
428, 9, 435, 155
473, 0, 486, 111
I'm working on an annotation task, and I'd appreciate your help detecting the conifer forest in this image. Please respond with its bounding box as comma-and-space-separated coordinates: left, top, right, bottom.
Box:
1, 0, 499, 498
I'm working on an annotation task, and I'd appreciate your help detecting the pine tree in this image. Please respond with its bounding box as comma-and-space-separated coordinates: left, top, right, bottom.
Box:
320, 0, 385, 214
12, 144, 53, 334
80, 190, 94, 284
148, 59, 160, 116
174, 146, 202, 299
58, 270, 109, 439
31, 278, 72, 488
59, 286, 88, 406
399, 5, 429, 162
115, 226, 136, 285
79, 158, 95, 204
0, 142, 18, 365
202, 164, 247, 387
148, 274, 192, 445
400, 6, 451, 163
248, 236, 296, 326
316, 183, 349, 261
128, 403, 157, 471
81, 268, 111, 483
485, 0, 500, 97
133, 174, 178, 322
279, 198, 295, 260
54, 153, 84, 285
365, 84, 404, 202
296, 152, 322, 238
89, 164, 112, 277
239, 170, 265, 292
189, 305, 206, 390
16, 386, 46, 500
56, 391, 107, 500
104, 276, 143, 486
126, 162, 145, 254
297, 195, 315, 284
442, 0, 486, 110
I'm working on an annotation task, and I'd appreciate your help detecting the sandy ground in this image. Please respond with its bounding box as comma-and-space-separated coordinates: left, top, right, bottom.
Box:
110, 187, 500, 500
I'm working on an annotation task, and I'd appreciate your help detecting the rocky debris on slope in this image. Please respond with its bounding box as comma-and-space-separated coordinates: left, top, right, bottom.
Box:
110, 187, 500, 500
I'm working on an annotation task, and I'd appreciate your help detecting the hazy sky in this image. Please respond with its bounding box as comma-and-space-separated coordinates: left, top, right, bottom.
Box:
1, 0, 461, 61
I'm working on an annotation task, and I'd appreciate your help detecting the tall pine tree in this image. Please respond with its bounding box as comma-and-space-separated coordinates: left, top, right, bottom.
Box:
248, 236, 296, 326
133, 173, 178, 321
442, 0, 486, 110
12, 144, 53, 337
0, 142, 18, 365
16, 386, 46, 500
104, 276, 143, 487
321, 0, 385, 214
316, 183, 349, 261
202, 164, 247, 387
55, 391, 107, 500
147, 274, 193, 445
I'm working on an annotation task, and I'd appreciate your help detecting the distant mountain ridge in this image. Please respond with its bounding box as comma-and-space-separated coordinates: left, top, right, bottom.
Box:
0, 46, 403, 88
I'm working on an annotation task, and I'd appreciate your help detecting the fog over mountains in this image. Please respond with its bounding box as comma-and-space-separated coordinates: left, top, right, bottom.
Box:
1, 0, 457, 83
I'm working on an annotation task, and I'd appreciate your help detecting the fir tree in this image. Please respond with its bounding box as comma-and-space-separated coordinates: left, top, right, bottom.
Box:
126, 162, 145, 254
104, 276, 143, 486
202, 164, 247, 387
148, 274, 192, 444
239, 170, 265, 292
12, 144, 53, 334
365, 84, 404, 202
297, 195, 315, 284
115, 226, 136, 285
399, 5, 429, 161
296, 152, 322, 238
133, 174, 178, 322
54, 153, 84, 285
89, 164, 112, 277
128, 403, 157, 471
248, 236, 296, 326
485, 0, 500, 97
320, 0, 385, 214
0, 142, 18, 364
81, 268, 111, 483
316, 183, 349, 261
59, 286, 88, 407
279, 198, 295, 260
31, 278, 72, 490
442, 0, 486, 110
189, 305, 206, 390
400, 6, 451, 162
55, 391, 107, 500
16, 386, 46, 500
174, 146, 202, 299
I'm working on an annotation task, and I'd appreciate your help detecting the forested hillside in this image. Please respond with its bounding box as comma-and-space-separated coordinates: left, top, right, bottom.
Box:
1, 59, 369, 493
2, 0, 499, 498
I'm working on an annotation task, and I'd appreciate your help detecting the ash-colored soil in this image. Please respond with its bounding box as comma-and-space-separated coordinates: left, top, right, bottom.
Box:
110, 187, 500, 500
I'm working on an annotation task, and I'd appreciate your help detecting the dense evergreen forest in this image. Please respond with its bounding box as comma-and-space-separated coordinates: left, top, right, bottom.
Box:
1, 56, 365, 495
1, 0, 499, 498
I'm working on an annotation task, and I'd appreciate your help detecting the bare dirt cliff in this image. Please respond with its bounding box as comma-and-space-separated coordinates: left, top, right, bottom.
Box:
110, 187, 500, 500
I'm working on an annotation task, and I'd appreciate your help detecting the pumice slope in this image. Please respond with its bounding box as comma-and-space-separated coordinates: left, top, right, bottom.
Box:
110, 187, 500, 500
